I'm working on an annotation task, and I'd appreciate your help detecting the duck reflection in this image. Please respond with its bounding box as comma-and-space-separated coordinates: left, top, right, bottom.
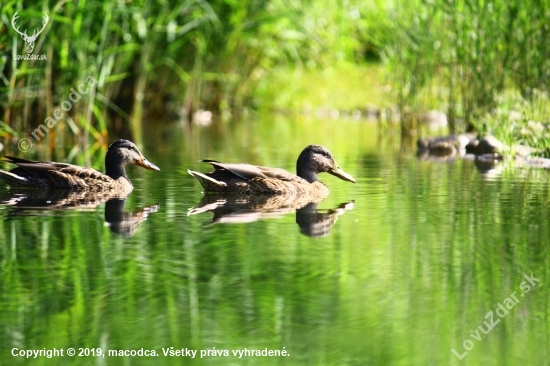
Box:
474, 153, 504, 179
188, 195, 354, 238
103, 198, 159, 237
0, 190, 158, 237
296, 201, 354, 238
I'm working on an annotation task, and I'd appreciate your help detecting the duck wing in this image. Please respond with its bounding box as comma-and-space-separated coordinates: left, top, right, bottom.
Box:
46, 166, 113, 189
4, 156, 75, 177
203, 160, 307, 184
256, 166, 307, 184
3, 156, 112, 189
203, 160, 268, 180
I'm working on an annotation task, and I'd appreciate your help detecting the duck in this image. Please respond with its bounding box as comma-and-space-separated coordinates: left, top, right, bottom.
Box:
0, 139, 160, 193
187, 145, 355, 196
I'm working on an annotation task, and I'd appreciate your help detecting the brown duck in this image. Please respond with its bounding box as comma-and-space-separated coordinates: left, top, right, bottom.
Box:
0, 139, 159, 193
188, 145, 355, 196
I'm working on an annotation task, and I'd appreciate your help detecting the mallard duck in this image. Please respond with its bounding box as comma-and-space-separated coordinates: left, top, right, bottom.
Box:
0, 139, 160, 192
187, 145, 355, 195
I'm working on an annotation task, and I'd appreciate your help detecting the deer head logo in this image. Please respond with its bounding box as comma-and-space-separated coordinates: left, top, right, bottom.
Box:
11, 11, 49, 54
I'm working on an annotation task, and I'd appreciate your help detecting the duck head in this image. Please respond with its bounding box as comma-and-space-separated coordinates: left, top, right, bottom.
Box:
296, 145, 355, 184
105, 139, 160, 179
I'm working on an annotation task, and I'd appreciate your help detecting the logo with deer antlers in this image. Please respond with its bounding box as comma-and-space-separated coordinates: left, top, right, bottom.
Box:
11, 11, 49, 54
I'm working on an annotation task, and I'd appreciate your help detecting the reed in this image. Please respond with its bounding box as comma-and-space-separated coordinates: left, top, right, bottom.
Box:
3, 0, 548, 154
0, 0, 377, 153
379, 0, 550, 147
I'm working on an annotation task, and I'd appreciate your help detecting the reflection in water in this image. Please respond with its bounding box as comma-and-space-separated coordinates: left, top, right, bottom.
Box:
103, 199, 159, 237
296, 201, 354, 238
5, 119, 550, 365
188, 194, 354, 238
474, 154, 504, 179
0, 190, 158, 237
418, 147, 507, 181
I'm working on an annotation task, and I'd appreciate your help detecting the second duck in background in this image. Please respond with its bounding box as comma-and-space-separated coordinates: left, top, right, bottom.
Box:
188, 145, 355, 197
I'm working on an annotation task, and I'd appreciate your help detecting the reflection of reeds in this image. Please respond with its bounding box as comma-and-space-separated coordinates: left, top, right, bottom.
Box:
1, 133, 550, 363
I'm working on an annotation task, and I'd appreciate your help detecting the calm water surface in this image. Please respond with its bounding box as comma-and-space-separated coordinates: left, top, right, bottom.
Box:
1, 117, 549, 365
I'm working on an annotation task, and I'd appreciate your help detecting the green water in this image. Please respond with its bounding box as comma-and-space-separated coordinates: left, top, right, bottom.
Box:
1, 117, 549, 365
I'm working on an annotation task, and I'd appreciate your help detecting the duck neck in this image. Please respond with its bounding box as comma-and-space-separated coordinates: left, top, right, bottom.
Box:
105, 151, 129, 181
297, 166, 318, 183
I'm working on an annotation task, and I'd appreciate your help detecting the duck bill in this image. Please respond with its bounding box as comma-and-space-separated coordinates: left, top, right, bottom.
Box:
137, 157, 160, 171
329, 166, 355, 183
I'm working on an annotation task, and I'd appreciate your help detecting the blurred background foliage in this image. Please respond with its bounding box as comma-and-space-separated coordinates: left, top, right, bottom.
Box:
0, 0, 372, 145
383, 0, 550, 140
0, 0, 549, 149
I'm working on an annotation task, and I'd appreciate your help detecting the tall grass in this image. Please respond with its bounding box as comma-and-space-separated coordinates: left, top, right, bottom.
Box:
378, 0, 550, 143
0, 0, 368, 152
4, 0, 546, 153
1, 0, 223, 149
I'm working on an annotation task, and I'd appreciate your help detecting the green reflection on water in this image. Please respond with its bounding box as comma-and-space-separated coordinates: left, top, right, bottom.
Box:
1, 117, 549, 365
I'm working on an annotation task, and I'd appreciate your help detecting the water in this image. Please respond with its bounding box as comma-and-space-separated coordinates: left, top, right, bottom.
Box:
1, 117, 549, 365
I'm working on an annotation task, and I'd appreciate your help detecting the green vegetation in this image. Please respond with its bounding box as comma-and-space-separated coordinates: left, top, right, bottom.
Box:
1, 0, 549, 153
473, 90, 550, 156
381, 0, 550, 151
255, 62, 390, 113
0, 0, 371, 149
